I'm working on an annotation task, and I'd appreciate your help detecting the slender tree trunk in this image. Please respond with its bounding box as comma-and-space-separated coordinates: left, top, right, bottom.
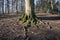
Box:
7, 0, 9, 14
21, 0, 23, 13
16, 0, 18, 14
2, 0, 4, 14
12, 0, 13, 13
50, 0, 53, 9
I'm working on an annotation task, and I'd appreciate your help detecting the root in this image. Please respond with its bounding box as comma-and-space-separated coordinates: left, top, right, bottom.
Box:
18, 13, 43, 26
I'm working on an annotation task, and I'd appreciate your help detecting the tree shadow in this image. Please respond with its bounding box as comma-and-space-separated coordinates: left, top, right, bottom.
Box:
0, 14, 60, 20
0, 15, 21, 19
38, 16, 60, 20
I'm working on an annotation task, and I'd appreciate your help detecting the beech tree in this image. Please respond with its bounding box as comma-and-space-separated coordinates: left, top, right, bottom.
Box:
19, 0, 41, 26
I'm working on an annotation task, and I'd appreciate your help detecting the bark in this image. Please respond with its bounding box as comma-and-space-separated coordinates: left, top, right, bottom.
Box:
21, 0, 25, 13
25, 0, 35, 16
7, 0, 10, 14
12, 0, 13, 13
16, 0, 18, 14
50, 0, 53, 9
2, 0, 4, 14
19, 0, 40, 26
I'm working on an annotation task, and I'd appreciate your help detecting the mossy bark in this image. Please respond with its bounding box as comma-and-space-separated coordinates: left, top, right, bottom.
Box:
19, 13, 38, 26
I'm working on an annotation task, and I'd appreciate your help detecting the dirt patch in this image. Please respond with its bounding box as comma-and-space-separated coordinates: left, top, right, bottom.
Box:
0, 15, 60, 40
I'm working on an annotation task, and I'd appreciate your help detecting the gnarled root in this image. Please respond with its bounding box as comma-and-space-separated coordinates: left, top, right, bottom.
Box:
18, 13, 44, 27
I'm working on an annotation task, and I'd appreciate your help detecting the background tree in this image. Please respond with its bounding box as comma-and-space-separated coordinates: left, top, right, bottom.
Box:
7, 0, 10, 14
20, 0, 25, 13
2, 0, 4, 14
36, 0, 49, 13
16, 0, 18, 14
12, 0, 14, 13
0, 0, 2, 14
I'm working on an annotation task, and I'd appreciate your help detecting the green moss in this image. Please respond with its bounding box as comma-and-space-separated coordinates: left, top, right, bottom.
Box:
19, 13, 39, 26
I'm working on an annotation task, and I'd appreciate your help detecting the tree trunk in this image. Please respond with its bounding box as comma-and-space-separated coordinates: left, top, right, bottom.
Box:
25, 0, 35, 16
21, 0, 24, 13
7, 0, 9, 14
50, 0, 53, 9
2, 0, 4, 14
19, 0, 39, 26
12, 0, 13, 13
16, 0, 18, 14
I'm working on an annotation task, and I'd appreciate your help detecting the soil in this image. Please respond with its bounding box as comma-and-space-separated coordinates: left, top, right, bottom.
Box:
0, 13, 60, 40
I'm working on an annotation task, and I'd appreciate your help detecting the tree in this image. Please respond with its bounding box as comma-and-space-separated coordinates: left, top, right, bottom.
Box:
16, 0, 18, 14
48, 0, 55, 13
20, 0, 25, 13
36, 0, 49, 13
50, 0, 53, 10
7, 0, 10, 14
2, 0, 4, 14
12, 0, 16, 13
12, 0, 13, 13
19, 0, 40, 26
0, 0, 2, 13
19, 0, 42, 40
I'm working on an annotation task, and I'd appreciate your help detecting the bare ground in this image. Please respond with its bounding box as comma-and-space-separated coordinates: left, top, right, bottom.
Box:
0, 13, 60, 40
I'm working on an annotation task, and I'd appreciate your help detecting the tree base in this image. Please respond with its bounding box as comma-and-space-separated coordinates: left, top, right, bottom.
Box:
18, 14, 43, 26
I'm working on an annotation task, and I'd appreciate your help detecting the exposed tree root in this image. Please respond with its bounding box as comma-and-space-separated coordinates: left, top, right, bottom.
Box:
18, 13, 43, 27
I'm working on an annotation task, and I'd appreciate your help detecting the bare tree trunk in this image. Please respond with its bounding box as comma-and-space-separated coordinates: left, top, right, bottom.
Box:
25, 0, 35, 17
50, 0, 53, 9
21, 0, 23, 12
16, 0, 18, 14
12, 0, 13, 13
2, 0, 4, 14
7, 0, 10, 14
0, 0, 2, 14
12, 0, 15, 14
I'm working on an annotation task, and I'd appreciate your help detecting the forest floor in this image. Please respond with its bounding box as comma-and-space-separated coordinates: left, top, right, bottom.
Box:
0, 13, 60, 40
